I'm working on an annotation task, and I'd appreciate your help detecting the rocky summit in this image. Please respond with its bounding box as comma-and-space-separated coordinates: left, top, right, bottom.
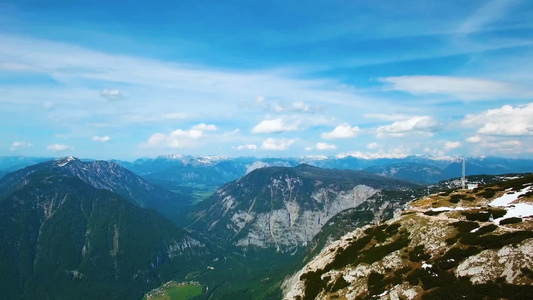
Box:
283, 174, 533, 299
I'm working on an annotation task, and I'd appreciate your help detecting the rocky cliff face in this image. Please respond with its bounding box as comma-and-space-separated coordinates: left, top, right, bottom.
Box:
189, 164, 419, 252
283, 174, 533, 299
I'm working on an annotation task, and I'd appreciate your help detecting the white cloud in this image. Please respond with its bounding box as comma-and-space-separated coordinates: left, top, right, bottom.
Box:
241, 96, 270, 111
141, 123, 218, 148
161, 112, 187, 120
262, 138, 295, 151
463, 103, 533, 136
444, 141, 461, 150
363, 113, 409, 121
47, 144, 73, 152
478, 139, 524, 154
192, 123, 218, 131
170, 129, 203, 140
321, 124, 360, 139
380, 76, 532, 100
100, 89, 124, 101
315, 142, 337, 150
466, 136, 482, 143
146, 133, 166, 146
273, 101, 323, 114
252, 118, 298, 134
92, 135, 111, 142
377, 116, 440, 137
237, 144, 257, 150
423, 147, 446, 158
293, 101, 323, 114
243, 96, 323, 114
367, 142, 380, 150
10, 141, 33, 151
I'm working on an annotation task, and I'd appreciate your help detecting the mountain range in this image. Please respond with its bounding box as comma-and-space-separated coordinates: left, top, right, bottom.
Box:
114, 155, 533, 188
0, 155, 532, 299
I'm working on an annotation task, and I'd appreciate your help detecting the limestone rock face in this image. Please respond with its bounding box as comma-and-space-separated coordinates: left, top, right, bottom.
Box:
189, 164, 417, 252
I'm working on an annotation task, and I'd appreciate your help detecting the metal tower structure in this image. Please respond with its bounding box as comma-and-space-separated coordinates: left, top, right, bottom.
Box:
461, 158, 466, 190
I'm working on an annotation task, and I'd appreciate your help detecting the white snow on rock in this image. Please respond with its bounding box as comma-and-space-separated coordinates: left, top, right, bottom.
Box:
57, 156, 76, 167
489, 185, 533, 224
495, 203, 533, 224
490, 186, 531, 207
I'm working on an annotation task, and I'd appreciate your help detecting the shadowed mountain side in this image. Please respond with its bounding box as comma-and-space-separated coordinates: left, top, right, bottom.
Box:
0, 171, 211, 300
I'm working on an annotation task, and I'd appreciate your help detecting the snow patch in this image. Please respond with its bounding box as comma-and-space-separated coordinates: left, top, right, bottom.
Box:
490, 186, 533, 224
470, 227, 480, 233
57, 156, 76, 167
490, 186, 531, 207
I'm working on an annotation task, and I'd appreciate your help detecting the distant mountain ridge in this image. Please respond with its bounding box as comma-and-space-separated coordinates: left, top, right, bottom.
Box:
2, 155, 531, 188
111, 155, 533, 190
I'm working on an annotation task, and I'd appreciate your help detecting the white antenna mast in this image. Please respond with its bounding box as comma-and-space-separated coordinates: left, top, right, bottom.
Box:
461, 158, 466, 190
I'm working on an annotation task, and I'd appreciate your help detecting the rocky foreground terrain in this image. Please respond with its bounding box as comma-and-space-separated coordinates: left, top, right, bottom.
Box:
283, 175, 533, 299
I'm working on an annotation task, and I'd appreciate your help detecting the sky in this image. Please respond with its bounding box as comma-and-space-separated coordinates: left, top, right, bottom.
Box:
1, 0, 532, 160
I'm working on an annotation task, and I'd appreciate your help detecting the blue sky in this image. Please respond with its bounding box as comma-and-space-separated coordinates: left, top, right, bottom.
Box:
1, 0, 532, 160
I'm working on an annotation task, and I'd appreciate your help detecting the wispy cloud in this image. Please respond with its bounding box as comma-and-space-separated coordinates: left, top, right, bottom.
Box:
457, 0, 515, 35
10, 141, 33, 151
364, 113, 410, 121
0, 34, 369, 109
380, 76, 533, 100
242, 96, 324, 114
100, 89, 124, 101
47, 144, 74, 152
273, 101, 323, 114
